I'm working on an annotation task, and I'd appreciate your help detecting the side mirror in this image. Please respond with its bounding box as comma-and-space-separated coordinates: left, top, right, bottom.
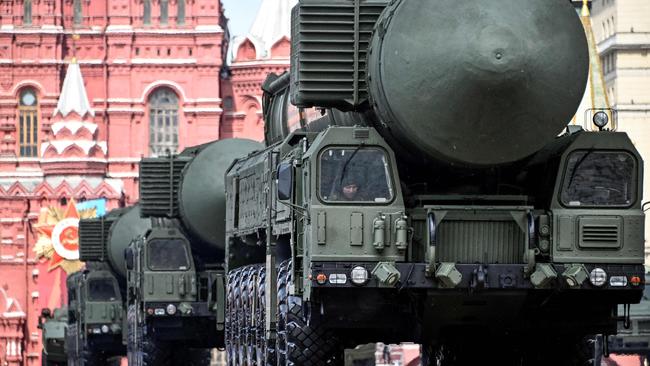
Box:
125, 248, 134, 271
277, 163, 293, 201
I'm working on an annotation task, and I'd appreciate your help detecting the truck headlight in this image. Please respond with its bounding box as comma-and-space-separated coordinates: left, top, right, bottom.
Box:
166, 304, 177, 315
593, 111, 609, 128
350, 266, 369, 286
589, 268, 607, 287
101, 325, 109, 334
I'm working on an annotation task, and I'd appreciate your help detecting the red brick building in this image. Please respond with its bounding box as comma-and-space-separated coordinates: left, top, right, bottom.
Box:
0, 0, 292, 364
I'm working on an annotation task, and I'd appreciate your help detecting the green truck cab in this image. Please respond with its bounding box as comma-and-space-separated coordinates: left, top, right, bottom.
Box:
75, 205, 152, 366
65, 268, 123, 366
125, 223, 223, 355
38, 307, 68, 366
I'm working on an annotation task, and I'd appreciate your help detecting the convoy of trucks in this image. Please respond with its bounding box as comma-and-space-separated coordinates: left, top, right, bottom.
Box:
40, 0, 646, 365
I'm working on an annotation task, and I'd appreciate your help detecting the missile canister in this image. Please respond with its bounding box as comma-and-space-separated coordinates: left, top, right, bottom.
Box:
79, 205, 151, 278
291, 0, 589, 166
139, 139, 263, 258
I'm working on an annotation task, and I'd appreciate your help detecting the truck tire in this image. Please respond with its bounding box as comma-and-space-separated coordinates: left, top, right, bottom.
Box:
239, 266, 255, 365
255, 266, 276, 366
276, 260, 341, 366
127, 304, 141, 366
226, 268, 241, 366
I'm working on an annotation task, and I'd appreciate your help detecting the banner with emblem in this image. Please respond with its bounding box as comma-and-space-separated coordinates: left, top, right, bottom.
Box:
34, 198, 106, 310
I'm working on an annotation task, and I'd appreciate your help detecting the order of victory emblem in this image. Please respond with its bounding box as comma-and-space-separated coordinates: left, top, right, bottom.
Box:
34, 199, 98, 273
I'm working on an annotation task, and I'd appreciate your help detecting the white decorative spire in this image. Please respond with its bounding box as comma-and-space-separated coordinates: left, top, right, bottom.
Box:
232, 0, 297, 60
53, 61, 95, 118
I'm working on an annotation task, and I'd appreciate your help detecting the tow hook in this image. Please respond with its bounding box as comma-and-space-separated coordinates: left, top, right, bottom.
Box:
470, 264, 487, 292
615, 303, 631, 329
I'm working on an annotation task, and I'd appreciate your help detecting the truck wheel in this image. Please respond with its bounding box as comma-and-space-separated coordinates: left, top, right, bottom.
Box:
256, 265, 275, 366
225, 268, 240, 366
276, 260, 342, 366
239, 266, 255, 365
127, 304, 141, 366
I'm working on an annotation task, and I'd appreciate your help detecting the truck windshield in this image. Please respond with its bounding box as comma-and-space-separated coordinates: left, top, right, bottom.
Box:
147, 239, 190, 271
561, 151, 636, 207
87, 278, 118, 302
319, 147, 393, 203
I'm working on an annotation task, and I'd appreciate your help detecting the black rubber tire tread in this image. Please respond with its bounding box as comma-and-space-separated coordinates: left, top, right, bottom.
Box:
276, 261, 289, 366
257, 266, 276, 366
126, 304, 141, 366
240, 266, 254, 365
277, 259, 341, 366
247, 265, 262, 365
226, 267, 243, 366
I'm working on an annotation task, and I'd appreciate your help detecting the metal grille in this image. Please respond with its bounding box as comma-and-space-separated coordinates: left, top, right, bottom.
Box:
580, 225, 620, 248
290, 0, 388, 109
139, 156, 190, 217
149, 88, 179, 157
437, 220, 526, 264
79, 217, 113, 262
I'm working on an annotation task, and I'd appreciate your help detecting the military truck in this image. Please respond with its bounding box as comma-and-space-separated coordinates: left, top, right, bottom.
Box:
39, 307, 68, 366
132, 0, 646, 364
64, 267, 124, 366
132, 139, 261, 365
216, 0, 646, 365
71, 206, 151, 366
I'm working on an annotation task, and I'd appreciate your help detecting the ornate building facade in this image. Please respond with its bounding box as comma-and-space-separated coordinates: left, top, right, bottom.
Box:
0, 0, 244, 364
590, 0, 650, 261
220, 0, 296, 141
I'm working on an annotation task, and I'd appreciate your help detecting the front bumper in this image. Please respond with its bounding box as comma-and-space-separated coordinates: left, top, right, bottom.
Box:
311, 262, 644, 294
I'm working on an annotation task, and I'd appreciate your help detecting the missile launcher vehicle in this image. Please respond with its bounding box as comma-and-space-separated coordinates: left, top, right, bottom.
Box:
216, 0, 646, 365
133, 0, 646, 364
66, 206, 151, 366
64, 268, 123, 366
134, 138, 262, 364
38, 307, 68, 366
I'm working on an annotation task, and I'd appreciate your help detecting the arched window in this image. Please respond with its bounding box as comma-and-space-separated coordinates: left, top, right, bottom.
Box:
23, 0, 32, 26
149, 88, 179, 156
177, 0, 185, 25
143, 0, 152, 25
160, 0, 169, 25
18, 88, 39, 157
73, 0, 82, 26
